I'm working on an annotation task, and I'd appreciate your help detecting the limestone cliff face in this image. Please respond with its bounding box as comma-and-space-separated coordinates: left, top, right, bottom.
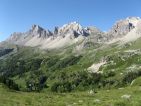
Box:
107, 17, 141, 39
30, 25, 52, 38
105, 17, 141, 43
55, 22, 90, 37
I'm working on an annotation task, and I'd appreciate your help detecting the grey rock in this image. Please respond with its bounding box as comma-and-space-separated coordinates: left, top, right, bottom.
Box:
54, 26, 59, 35
107, 17, 141, 40
57, 22, 90, 37
30, 24, 52, 38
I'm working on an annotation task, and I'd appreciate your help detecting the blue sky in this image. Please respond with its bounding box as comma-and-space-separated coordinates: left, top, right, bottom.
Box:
0, 0, 141, 41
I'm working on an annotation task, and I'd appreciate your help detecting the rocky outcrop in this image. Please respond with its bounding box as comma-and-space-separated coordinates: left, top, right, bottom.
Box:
107, 17, 141, 40
30, 25, 52, 38
54, 26, 59, 35
8, 32, 23, 42
87, 27, 107, 43
56, 22, 90, 37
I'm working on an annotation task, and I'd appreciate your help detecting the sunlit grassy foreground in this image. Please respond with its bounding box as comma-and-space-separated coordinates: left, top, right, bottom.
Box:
1, 84, 141, 106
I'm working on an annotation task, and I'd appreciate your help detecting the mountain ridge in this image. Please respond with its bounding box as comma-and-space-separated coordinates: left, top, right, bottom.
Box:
2, 17, 141, 49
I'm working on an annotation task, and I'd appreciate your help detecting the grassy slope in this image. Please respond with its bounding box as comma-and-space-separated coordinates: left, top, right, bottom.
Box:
1, 83, 141, 106
1, 39, 141, 105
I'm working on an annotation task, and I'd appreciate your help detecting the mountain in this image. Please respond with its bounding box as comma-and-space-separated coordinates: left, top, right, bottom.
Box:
1, 17, 141, 94
6, 25, 53, 45
3, 17, 141, 50
3, 21, 104, 49
107, 17, 141, 43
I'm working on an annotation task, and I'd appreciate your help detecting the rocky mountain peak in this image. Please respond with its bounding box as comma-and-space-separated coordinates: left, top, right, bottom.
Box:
126, 17, 141, 21
31, 24, 43, 32
107, 17, 141, 38
125, 17, 141, 26
57, 22, 89, 37
58, 22, 82, 33
7, 32, 23, 42
30, 24, 52, 38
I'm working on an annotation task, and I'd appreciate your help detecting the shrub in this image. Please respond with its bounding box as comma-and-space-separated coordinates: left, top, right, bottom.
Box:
26, 75, 47, 92
50, 55, 82, 71
122, 70, 141, 84
114, 101, 127, 106
0, 48, 13, 57
51, 81, 72, 92
0, 76, 19, 90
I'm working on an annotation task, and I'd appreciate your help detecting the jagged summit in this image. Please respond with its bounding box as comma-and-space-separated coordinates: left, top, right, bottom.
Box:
106, 17, 141, 43
60, 21, 82, 31
8, 32, 23, 42
126, 17, 141, 21
56, 21, 89, 36
108, 17, 141, 37
30, 24, 53, 38
31, 24, 43, 31
30, 22, 89, 37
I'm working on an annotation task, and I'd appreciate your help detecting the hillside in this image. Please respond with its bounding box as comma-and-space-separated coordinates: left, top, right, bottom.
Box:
1, 83, 141, 106
1, 17, 141, 105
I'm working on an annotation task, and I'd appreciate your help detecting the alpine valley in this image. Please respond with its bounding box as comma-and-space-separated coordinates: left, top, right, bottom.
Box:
1, 17, 141, 106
